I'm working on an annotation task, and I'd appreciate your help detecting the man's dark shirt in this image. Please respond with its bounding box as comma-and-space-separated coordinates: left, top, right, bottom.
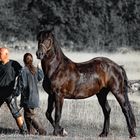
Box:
0, 60, 22, 98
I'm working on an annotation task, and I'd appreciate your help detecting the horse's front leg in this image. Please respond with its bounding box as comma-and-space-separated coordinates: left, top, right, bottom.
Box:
46, 94, 55, 128
53, 93, 67, 136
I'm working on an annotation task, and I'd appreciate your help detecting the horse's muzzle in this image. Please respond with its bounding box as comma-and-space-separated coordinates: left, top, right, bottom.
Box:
36, 51, 45, 60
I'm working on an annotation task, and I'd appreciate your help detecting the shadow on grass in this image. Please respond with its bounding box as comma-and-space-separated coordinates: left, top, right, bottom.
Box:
0, 127, 19, 134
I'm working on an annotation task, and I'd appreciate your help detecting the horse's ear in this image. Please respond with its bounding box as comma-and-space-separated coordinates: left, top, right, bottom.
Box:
48, 32, 53, 38
37, 31, 43, 41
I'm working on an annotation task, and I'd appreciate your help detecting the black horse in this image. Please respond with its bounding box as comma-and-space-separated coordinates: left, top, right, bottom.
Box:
36, 30, 136, 138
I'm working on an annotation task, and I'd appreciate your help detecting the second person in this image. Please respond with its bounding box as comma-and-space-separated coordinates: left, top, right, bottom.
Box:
16, 53, 46, 135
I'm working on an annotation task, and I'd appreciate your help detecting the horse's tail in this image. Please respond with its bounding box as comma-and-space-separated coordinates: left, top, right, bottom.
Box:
120, 66, 128, 93
120, 66, 136, 128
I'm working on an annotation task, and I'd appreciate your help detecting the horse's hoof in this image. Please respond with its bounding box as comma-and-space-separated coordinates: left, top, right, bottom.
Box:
130, 137, 136, 140
53, 128, 68, 136
53, 130, 58, 136
129, 135, 136, 139
99, 132, 108, 137
61, 128, 68, 136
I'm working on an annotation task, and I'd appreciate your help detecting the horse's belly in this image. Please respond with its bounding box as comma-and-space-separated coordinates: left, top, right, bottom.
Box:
64, 86, 99, 99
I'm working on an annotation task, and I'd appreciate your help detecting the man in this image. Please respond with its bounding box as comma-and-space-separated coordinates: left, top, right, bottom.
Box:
0, 47, 27, 134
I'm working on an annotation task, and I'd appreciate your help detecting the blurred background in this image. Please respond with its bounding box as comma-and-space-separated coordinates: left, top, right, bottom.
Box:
0, 1, 140, 139
0, 0, 140, 52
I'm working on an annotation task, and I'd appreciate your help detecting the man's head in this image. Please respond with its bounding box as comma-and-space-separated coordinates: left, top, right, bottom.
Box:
0, 48, 9, 64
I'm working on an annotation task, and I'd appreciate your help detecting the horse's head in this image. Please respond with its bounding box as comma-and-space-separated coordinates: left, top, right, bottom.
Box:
36, 30, 54, 60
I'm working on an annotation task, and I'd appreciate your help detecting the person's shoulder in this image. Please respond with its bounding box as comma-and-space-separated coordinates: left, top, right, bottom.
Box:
10, 59, 22, 68
10, 59, 20, 64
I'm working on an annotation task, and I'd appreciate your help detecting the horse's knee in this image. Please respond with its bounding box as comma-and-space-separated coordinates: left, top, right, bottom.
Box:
121, 105, 129, 115
104, 102, 111, 116
104, 108, 111, 118
107, 106, 111, 115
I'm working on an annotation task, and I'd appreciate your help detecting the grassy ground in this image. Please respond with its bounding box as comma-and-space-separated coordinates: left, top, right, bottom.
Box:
0, 49, 140, 139
0, 93, 140, 139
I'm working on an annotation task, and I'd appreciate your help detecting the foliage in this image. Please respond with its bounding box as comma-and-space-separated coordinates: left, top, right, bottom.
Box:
0, 0, 140, 52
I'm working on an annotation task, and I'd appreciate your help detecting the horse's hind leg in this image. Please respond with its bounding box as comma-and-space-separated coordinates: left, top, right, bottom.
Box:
111, 89, 136, 138
96, 88, 111, 137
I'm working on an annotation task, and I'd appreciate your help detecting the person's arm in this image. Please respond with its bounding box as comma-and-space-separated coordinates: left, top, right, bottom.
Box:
12, 60, 22, 77
37, 68, 44, 82
15, 69, 27, 96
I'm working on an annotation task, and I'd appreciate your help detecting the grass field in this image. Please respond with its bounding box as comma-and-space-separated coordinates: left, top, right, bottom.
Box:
0, 49, 140, 139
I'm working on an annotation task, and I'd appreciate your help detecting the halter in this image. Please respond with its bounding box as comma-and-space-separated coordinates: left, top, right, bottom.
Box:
39, 41, 52, 53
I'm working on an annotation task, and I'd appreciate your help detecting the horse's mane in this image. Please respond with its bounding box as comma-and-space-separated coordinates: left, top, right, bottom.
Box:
52, 32, 66, 59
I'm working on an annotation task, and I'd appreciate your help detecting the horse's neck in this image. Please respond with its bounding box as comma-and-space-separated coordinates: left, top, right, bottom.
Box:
53, 38, 71, 64
56, 45, 71, 65
42, 44, 67, 78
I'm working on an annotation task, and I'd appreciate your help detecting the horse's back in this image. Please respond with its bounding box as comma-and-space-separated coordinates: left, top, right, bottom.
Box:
75, 56, 125, 90
75, 57, 120, 74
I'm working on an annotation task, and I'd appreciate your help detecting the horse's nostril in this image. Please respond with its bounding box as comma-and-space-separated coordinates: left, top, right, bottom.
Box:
40, 52, 44, 56
36, 51, 39, 57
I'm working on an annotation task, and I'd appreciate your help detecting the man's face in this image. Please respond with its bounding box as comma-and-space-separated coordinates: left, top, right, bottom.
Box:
0, 48, 9, 62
